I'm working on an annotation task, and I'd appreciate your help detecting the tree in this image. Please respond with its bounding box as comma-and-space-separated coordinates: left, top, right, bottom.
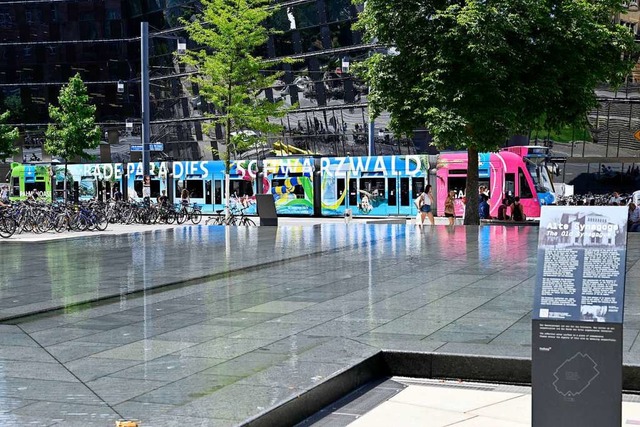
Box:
181, 0, 292, 218
0, 110, 18, 162
45, 73, 101, 202
355, 0, 638, 224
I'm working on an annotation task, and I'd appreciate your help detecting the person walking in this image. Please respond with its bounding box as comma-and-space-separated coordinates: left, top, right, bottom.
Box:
419, 184, 435, 226
444, 190, 455, 225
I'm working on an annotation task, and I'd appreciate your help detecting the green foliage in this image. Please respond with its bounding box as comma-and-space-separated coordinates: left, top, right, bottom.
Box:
181, 0, 293, 170
44, 73, 101, 162
356, 0, 638, 223
3, 94, 24, 119
0, 110, 18, 161
356, 0, 637, 150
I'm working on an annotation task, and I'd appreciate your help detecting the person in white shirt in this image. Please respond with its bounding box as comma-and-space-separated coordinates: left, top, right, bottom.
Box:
418, 184, 435, 226
609, 192, 622, 206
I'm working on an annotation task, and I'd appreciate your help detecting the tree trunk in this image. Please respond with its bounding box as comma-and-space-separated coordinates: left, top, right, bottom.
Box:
463, 145, 479, 225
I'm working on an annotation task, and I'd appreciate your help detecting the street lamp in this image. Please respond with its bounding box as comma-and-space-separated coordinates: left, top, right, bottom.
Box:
341, 55, 375, 157
140, 23, 187, 178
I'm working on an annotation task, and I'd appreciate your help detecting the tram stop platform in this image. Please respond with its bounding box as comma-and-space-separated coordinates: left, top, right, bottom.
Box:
0, 222, 638, 426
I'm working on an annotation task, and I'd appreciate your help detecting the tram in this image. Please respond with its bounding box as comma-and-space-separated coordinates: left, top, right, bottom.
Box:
9, 147, 558, 219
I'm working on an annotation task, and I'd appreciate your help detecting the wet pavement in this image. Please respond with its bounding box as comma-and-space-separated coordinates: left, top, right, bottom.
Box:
0, 223, 638, 426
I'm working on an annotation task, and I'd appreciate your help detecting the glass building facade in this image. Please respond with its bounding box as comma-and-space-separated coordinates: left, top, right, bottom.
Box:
0, 0, 414, 162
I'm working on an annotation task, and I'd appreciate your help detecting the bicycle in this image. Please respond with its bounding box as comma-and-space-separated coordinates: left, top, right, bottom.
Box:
177, 202, 202, 224
205, 206, 255, 226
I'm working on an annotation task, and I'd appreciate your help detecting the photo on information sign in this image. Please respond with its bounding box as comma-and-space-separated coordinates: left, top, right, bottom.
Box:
538, 206, 627, 250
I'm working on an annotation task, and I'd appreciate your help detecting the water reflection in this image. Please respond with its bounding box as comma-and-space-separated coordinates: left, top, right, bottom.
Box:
0, 223, 541, 322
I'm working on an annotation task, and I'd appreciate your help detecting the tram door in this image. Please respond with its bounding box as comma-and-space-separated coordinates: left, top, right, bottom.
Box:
412, 177, 425, 214
337, 178, 346, 210
348, 180, 358, 208
399, 177, 411, 215
214, 179, 223, 210
387, 177, 398, 215
205, 181, 212, 205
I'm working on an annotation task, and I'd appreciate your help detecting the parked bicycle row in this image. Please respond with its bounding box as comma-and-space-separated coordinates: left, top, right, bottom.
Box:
0, 199, 109, 238
0, 199, 259, 239
556, 191, 638, 206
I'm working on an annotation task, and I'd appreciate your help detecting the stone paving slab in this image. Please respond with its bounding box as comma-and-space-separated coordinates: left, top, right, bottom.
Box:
0, 224, 637, 426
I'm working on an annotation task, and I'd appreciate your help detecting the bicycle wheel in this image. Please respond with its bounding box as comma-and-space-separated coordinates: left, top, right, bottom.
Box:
94, 213, 109, 231
190, 210, 202, 224
176, 209, 187, 224
242, 217, 256, 226
54, 214, 68, 233
0, 217, 16, 238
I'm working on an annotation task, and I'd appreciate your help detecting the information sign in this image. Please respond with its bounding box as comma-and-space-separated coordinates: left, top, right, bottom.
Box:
532, 206, 628, 427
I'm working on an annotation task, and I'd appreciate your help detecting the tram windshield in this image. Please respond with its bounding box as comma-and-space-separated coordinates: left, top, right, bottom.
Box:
525, 161, 554, 194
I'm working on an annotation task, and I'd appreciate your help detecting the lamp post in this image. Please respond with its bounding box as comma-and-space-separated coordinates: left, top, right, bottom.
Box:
139, 23, 186, 182
342, 55, 375, 157
141, 22, 151, 178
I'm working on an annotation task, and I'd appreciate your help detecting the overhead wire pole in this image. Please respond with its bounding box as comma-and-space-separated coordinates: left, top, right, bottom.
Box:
141, 22, 151, 177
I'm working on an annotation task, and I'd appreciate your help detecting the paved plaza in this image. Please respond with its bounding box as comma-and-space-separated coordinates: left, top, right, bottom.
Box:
0, 222, 638, 426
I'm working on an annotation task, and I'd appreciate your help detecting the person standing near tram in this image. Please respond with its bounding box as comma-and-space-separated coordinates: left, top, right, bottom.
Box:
418, 184, 435, 226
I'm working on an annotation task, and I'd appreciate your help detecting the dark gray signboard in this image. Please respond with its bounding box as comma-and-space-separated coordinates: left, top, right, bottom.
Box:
532, 206, 628, 427
255, 194, 278, 226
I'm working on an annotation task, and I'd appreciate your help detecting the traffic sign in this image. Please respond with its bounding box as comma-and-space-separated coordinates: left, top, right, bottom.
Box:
130, 144, 164, 152
634, 129, 640, 142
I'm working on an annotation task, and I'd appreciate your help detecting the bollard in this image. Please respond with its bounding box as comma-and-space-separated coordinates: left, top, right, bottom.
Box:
344, 208, 352, 223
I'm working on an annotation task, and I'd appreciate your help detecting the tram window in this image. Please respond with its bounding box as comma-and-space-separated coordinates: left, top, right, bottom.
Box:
479, 178, 489, 196
185, 180, 203, 198
79, 179, 97, 199
25, 182, 46, 195
12, 177, 19, 196
412, 178, 424, 198
135, 180, 161, 198
271, 179, 303, 198
349, 180, 358, 206
230, 180, 254, 197
448, 177, 466, 198
505, 173, 515, 197
388, 178, 396, 206
519, 168, 533, 199
214, 180, 222, 204
360, 178, 385, 199
400, 178, 410, 206
337, 178, 346, 206
449, 169, 466, 175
